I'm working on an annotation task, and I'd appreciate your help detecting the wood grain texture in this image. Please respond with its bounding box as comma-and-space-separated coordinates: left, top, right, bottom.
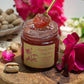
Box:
0, 48, 84, 84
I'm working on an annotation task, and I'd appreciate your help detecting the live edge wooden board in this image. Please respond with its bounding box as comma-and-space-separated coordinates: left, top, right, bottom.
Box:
0, 48, 84, 84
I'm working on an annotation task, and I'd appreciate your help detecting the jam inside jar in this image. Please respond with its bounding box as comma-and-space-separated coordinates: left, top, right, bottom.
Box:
21, 19, 59, 69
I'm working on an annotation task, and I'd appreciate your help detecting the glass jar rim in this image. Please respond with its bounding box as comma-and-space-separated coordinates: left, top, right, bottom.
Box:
22, 19, 58, 41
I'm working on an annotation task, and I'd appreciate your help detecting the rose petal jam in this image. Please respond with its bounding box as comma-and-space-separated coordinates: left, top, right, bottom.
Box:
21, 18, 59, 69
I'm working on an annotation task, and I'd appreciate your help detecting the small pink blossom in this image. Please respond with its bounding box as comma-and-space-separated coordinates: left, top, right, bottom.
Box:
56, 32, 84, 72
2, 50, 15, 62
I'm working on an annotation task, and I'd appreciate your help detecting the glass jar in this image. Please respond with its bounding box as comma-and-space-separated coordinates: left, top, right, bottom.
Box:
21, 19, 59, 69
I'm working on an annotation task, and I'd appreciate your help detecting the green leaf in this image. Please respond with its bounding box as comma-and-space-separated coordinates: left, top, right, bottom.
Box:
81, 27, 84, 38
71, 18, 79, 21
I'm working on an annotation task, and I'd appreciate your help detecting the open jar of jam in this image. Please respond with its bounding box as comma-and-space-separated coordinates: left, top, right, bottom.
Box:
21, 15, 59, 69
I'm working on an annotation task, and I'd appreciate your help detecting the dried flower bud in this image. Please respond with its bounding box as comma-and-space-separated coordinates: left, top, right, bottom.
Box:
12, 18, 21, 26
6, 9, 14, 15
0, 9, 3, 15
2, 12, 8, 19
2, 48, 15, 62
0, 15, 5, 22
2, 21, 8, 25
1, 25, 8, 30
6, 14, 17, 23
10, 42, 20, 52
8, 24, 14, 28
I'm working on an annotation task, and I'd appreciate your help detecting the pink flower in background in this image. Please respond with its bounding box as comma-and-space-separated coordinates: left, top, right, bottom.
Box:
14, 0, 66, 29
14, 0, 31, 20
29, 0, 45, 14
44, 0, 64, 7
14, 0, 45, 20
56, 32, 84, 72
44, 0, 66, 27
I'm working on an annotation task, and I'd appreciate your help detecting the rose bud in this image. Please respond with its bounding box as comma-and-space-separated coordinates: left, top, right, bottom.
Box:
2, 48, 15, 62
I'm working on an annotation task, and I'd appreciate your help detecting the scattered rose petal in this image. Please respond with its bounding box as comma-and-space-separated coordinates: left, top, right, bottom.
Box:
2, 50, 15, 62
56, 32, 84, 72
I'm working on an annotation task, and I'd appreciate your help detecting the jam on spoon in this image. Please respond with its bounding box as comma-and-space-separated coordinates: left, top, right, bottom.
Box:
33, 0, 56, 28
33, 14, 51, 28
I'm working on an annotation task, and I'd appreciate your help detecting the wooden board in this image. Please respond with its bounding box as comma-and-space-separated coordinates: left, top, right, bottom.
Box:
0, 48, 84, 84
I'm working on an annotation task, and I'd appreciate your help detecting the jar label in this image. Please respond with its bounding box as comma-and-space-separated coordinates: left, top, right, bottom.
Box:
23, 42, 55, 68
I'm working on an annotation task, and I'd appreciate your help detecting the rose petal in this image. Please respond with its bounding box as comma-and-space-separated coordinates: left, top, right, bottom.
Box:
56, 64, 62, 70
64, 43, 74, 56
72, 32, 80, 43
30, 0, 45, 14
63, 32, 79, 46
67, 49, 75, 71
14, 0, 31, 20
73, 43, 84, 71
56, 49, 75, 71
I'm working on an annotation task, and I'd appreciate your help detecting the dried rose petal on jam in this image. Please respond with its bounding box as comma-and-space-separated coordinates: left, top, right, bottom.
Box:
33, 13, 51, 28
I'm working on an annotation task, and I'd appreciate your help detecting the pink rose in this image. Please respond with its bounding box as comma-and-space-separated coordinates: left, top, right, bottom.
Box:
2, 50, 15, 62
56, 32, 84, 72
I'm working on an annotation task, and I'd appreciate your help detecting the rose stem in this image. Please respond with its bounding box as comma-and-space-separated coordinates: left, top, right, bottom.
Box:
44, 0, 56, 15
